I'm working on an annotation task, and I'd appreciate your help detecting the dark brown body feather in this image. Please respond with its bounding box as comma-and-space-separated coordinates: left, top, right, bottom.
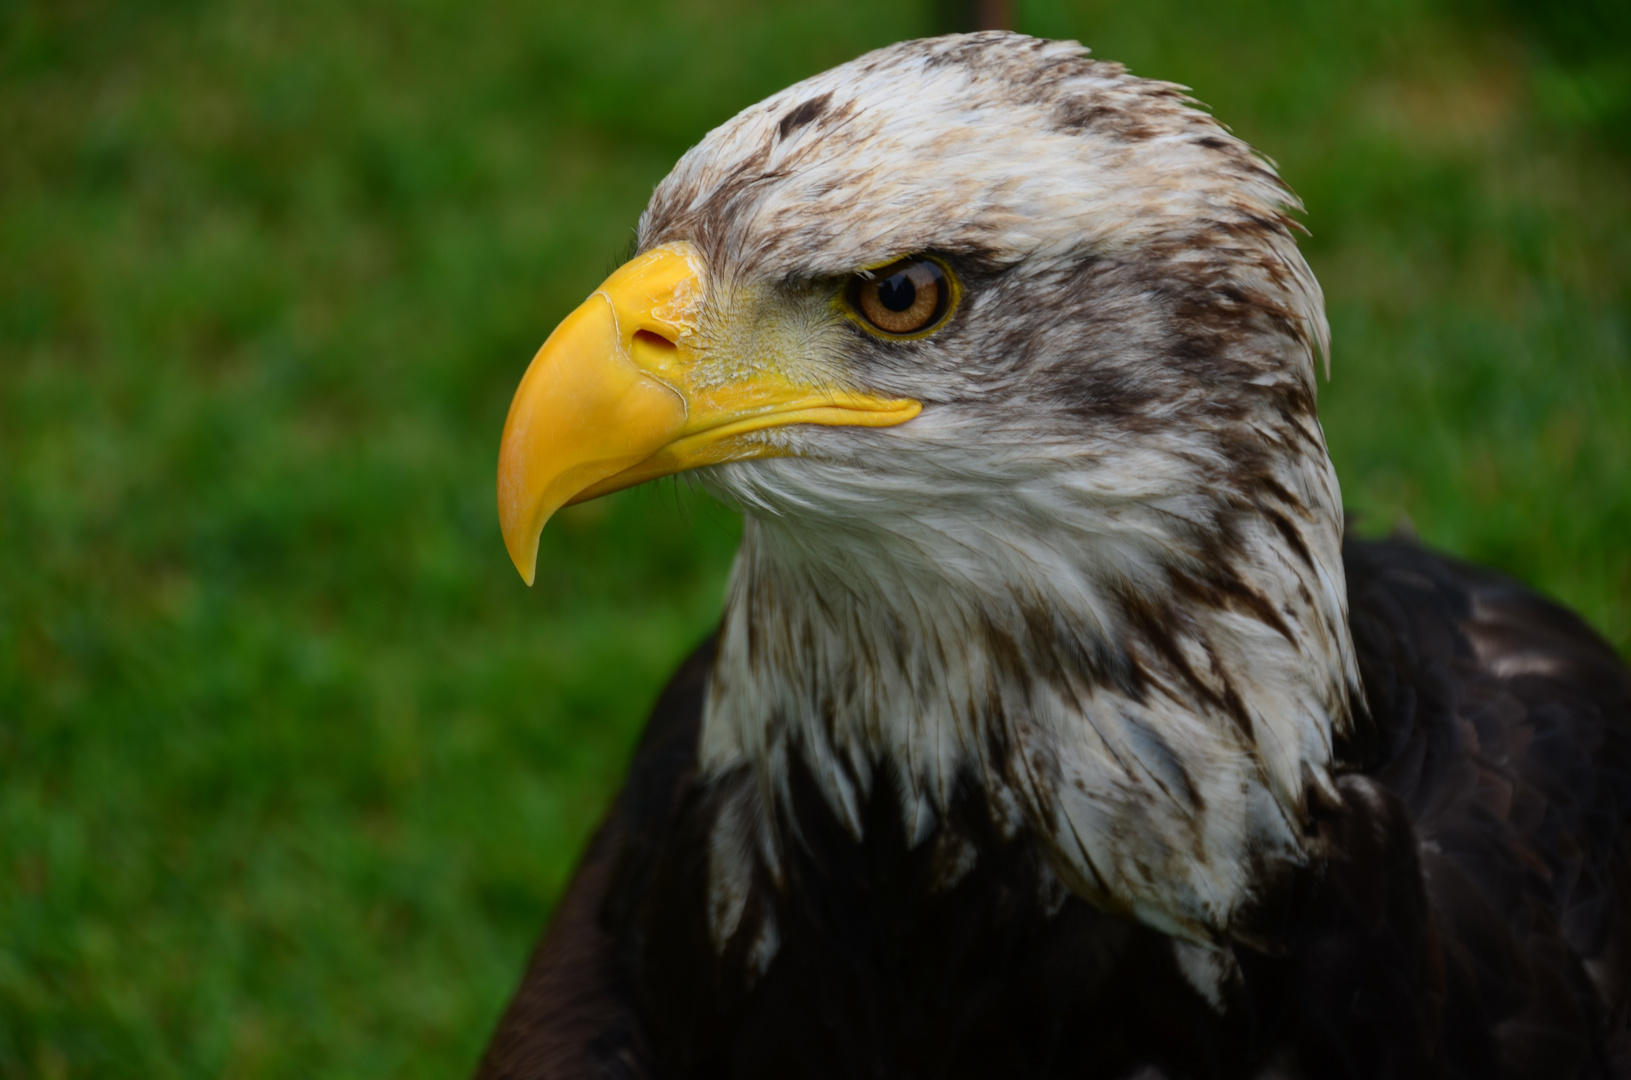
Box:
474, 538, 1631, 1080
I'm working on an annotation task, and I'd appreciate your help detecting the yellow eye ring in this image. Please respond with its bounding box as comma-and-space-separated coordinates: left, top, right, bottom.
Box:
845, 256, 957, 339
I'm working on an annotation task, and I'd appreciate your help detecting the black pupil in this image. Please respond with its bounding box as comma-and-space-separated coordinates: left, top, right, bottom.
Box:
877, 272, 917, 312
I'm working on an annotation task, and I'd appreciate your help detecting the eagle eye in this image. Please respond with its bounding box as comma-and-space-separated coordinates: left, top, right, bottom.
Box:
847, 257, 953, 337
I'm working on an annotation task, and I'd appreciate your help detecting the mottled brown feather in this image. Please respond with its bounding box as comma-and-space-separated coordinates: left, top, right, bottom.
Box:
475, 540, 1631, 1079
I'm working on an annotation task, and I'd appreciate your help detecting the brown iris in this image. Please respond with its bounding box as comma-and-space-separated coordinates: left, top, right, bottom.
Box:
848, 257, 951, 336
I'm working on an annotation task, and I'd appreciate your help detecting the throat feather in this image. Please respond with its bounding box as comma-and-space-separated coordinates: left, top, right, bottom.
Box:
698, 490, 1357, 950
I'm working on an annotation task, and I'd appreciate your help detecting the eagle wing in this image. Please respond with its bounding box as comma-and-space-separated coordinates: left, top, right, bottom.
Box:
474, 540, 1631, 1079
1335, 537, 1631, 1077
471, 643, 713, 1080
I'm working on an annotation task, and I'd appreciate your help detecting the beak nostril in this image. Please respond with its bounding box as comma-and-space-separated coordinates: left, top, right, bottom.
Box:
632, 329, 678, 353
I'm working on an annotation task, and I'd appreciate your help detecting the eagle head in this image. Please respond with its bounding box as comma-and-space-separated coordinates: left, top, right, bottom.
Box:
498, 33, 1360, 956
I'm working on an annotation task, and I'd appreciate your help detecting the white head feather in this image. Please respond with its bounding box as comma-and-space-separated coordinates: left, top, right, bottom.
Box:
635, 32, 1359, 968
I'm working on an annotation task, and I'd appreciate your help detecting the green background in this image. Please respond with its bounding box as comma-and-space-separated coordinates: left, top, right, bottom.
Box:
2, 0, 1627, 1075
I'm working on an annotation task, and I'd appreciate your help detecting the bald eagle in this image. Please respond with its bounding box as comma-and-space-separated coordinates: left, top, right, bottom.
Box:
476, 33, 1631, 1080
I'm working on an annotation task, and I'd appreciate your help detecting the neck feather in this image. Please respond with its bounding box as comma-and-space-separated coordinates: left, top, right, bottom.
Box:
698, 444, 1359, 948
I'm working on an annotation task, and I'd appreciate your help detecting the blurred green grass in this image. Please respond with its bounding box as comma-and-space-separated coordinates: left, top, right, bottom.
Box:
1, 0, 1626, 1076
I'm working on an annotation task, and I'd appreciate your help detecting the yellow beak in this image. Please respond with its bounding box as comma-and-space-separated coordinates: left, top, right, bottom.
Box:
496, 242, 922, 584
